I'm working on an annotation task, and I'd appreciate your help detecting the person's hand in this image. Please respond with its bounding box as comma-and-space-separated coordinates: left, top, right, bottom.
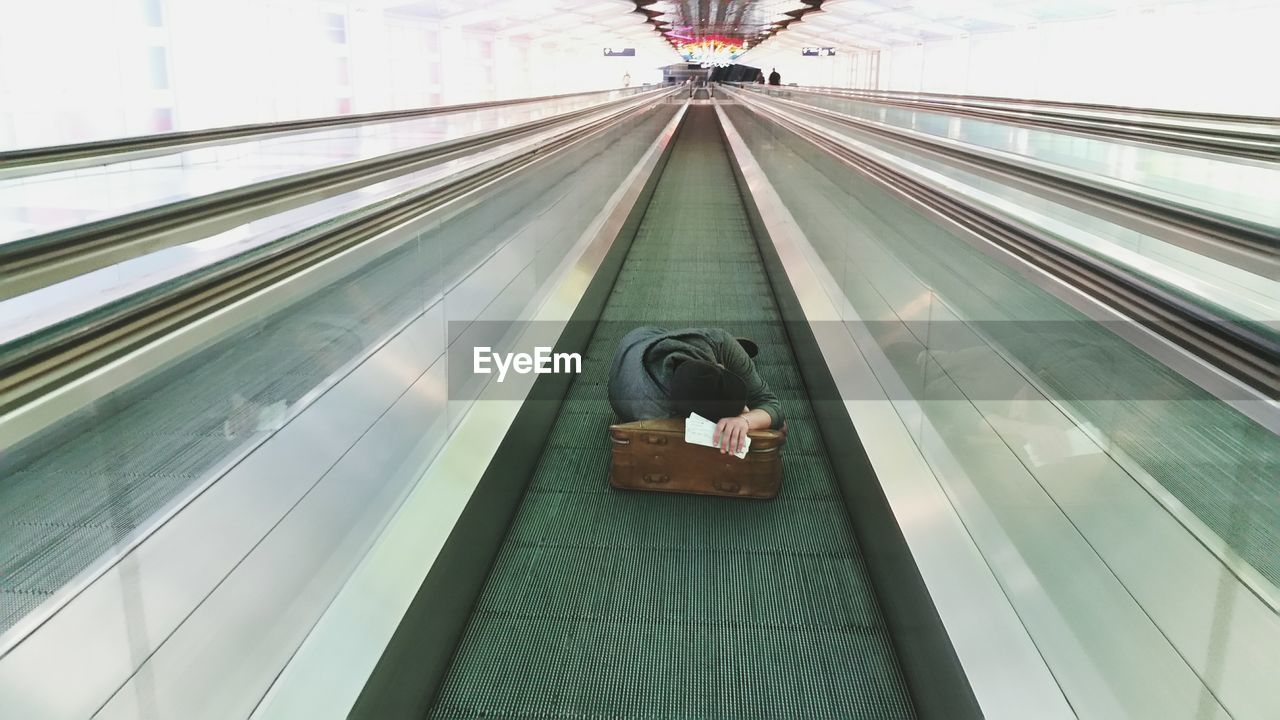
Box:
714, 415, 751, 456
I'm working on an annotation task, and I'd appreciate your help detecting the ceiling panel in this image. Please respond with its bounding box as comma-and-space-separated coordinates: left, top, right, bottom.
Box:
376, 0, 677, 53
739, 0, 1229, 54
383, 0, 473, 19
379, 0, 1217, 59
628, 0, 827, 59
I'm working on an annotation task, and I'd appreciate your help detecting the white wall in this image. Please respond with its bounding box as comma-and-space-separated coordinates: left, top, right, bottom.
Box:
878, 3, 1280, 114
0, 0, 677, 150
0, 0, 176, 149
741, 2, 1280, 114
740, 46, 881, 89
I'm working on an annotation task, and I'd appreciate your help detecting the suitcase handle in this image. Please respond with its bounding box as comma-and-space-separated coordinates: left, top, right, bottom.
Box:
643, 473, 670, 484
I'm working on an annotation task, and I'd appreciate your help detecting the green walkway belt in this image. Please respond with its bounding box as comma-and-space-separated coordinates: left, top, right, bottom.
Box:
428, 107, 916, 719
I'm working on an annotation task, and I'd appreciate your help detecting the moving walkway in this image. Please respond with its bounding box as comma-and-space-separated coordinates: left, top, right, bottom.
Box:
0, 88, 1276, 719
418, 106, 917, 719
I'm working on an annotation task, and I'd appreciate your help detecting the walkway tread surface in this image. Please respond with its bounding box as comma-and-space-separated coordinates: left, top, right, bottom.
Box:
427, 107, 916, 719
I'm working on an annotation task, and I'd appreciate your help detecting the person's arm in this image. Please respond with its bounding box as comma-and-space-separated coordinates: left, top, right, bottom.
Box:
708, 330, 784, 453
737, 357, 783, 430
716, 332, 783, 428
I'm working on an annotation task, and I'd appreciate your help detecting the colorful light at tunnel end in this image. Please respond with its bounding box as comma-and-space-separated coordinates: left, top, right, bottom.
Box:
676, 35, 745, 67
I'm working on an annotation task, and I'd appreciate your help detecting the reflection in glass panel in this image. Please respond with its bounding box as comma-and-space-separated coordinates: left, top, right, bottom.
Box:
151, 106, 173, 132
326, 12, 346, 44
148, 45, 169, 90
141, 0, 163, 27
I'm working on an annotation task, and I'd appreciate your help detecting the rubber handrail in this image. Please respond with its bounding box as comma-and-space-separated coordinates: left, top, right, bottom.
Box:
741, 85, 1279, 161
734, 93, 1278, 399
789, 85, 1280, 126
0, 86, 652, 171
0, 89, 670, 300
0, 91, 677, 412
735, 88, 1278, 261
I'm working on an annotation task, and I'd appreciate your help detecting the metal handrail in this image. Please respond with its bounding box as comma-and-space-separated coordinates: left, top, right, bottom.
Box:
743, 84, 1279, 161
790, 85, 1280, 126
0, 89, 680, 414
0, 86, 652, 179
728, 88, 1278, 400
729, 87, 1279, 275
0, 88, 671, 301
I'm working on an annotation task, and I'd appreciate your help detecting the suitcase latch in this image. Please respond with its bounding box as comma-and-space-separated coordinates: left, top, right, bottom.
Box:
643, 473, 670, 484
645, 435, 667, 445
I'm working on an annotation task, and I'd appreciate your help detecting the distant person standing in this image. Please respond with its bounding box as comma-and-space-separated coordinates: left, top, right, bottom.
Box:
623, 71, 631, 87
768, 68, 781, 85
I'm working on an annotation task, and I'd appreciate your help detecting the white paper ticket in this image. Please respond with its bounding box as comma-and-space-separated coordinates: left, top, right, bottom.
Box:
684, 412, 750, 459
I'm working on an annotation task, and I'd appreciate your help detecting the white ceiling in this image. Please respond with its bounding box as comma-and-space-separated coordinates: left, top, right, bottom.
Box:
375, 0, 674, 48
743, 0, 1276, 51
354, 0, 1274, 56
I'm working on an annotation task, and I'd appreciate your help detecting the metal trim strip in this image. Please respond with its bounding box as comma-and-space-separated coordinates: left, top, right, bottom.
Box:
0, 89, 675, 301
0, 87, 654, 179
733, 87, 1278, 269
726, 87, 1278, 424
716, 100, 1076, 720
247, 102, 689, 720
0, 92, 680, 450
0, 100, 686, 720
716, 99, 1280, 719
774, 85, 1280, 161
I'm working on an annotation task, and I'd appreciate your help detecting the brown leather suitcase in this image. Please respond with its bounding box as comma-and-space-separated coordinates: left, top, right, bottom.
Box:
608, 418, 786, 499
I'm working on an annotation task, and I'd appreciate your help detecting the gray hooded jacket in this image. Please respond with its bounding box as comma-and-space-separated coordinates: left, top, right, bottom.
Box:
607, 326, 784, 429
